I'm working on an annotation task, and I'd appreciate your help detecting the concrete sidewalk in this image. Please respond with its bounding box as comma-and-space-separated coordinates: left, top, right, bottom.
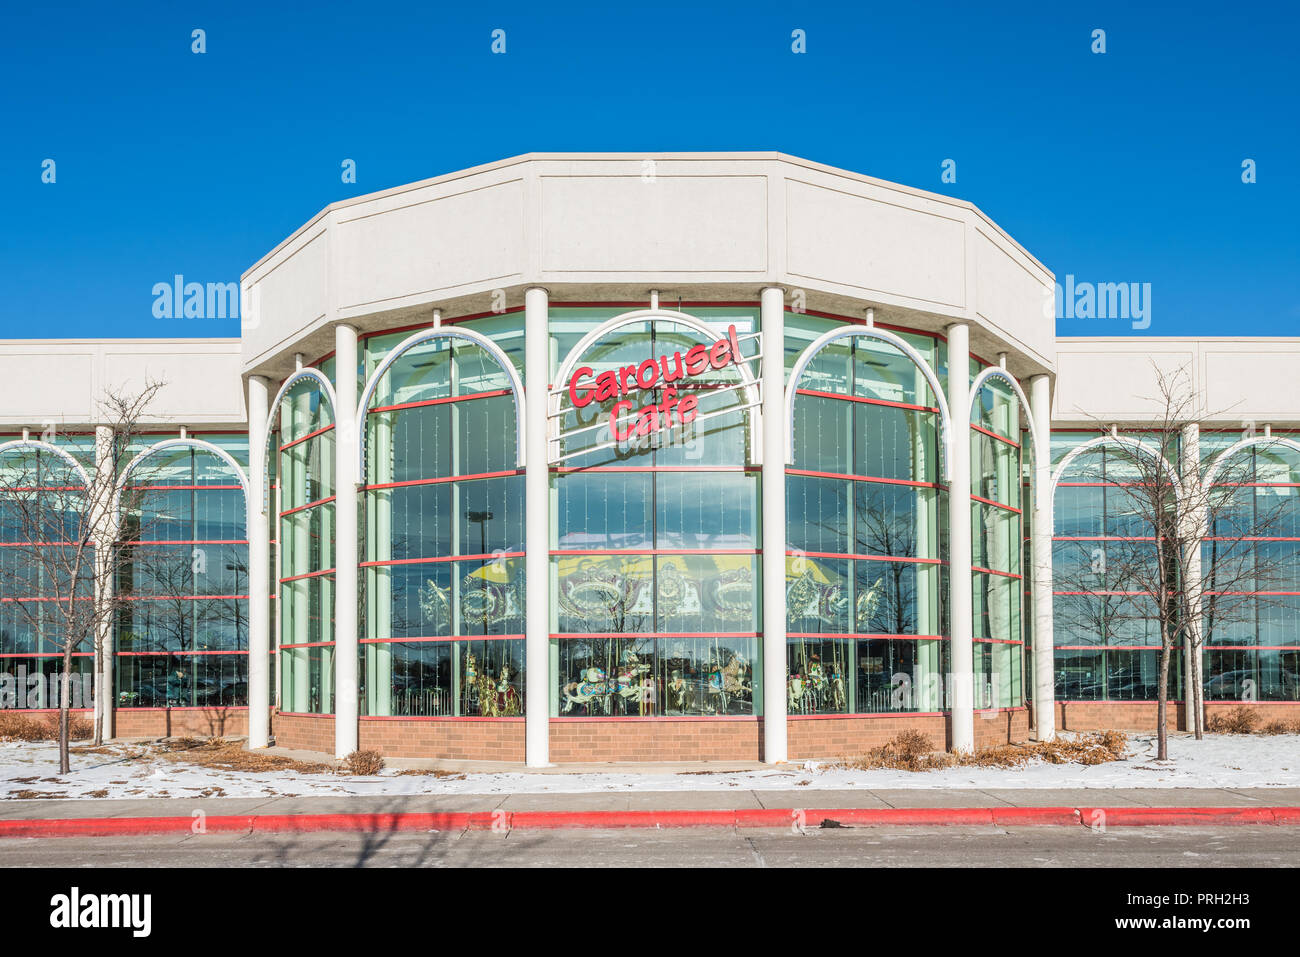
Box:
2, 787, 1300, 836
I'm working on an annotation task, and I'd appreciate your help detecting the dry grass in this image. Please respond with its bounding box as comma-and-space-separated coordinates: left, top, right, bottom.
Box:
392, 768, 465, 778
1207, 706, 1261, 734
838, 730, 1129, 773
0, 712, 93, 742
159, 737, 333, 774
341, 750, 385, 776
1261, 718, 1300, 735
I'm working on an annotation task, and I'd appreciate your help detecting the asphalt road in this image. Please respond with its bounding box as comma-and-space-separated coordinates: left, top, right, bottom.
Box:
0, 825, 1295, 867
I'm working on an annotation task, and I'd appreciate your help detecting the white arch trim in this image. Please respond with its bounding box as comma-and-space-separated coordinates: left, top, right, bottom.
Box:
261, 367, 339, 518
112, 438, 250, 517
0, 439, 93, 490
1048, 433, 1184, 530
263, 368, 339, 446
969, 366, 1048, 512
550, 308, 763, 465
785, 325, 952, 480
1202, 434, 1300, 493
357, 326, 527, 477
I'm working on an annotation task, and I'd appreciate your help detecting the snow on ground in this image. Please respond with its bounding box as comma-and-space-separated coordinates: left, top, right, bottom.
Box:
1, 733, 1298, 800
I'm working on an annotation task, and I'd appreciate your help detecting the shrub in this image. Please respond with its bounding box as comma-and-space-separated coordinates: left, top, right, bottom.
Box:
342, 749, 385, 776
1207, 706, 1260, 734
1261, 718, 1300, 735
837, 729, 1127, 773
0, 713, 92, 742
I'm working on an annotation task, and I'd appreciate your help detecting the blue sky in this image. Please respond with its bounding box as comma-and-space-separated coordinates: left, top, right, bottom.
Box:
1, 0, 1295, 340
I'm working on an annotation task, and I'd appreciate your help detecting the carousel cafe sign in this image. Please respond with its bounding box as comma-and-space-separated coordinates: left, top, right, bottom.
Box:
566, 325, 744, 441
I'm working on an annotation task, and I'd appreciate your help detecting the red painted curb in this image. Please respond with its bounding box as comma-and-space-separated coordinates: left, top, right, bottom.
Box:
1077, 806, 1280, 827
0, 806, 1296, 838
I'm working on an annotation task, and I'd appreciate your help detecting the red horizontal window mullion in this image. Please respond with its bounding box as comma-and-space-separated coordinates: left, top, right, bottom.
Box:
971, 493, 1021, 514
550, 465, 759, 474
1053, 590, 1154, 596
127, 540, 248, 546
366, 389, 514, 415
550, 548, 758, 557
788, 550, 943, 565
786, 468, 944, 490
794, 388, 938, 414
361, 552, 524, 568
279, 568, 336, 584
786, 632, 948, 641
116, 650, 248, 656
0, 596, 94, 603
279, 495, 336, 518
361, 634, 525, 644
123, 484, 245, 491
362, 469, 523, 492
549, 632, 760, 640
278, 424, 335, 453
972, 565, 1023, 580
119, 594, 249, 601
0, 652, 94, 658
971, 423, 1020, 448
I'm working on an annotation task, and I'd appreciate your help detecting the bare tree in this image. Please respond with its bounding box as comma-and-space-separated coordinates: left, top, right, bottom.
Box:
1053, 365, 1291, 759
0, 383, 163, 772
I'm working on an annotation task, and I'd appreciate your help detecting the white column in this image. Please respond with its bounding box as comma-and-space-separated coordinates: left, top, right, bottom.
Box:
946, 323, 974, 752
246, 375, 272, 748
760, 287, 788, 763
333, 324, 360, 757
1029, 375, 1056, 741
1180, 422, 1203, 732
91, 426, 116, 739
524, 287, 551, 766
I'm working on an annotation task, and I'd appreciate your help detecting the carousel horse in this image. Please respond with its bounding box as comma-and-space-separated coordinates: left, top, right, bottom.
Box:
665, 670, 693, 712
560, 663, 645, 713
704, 654, 752, 713
786, 673, 816, 714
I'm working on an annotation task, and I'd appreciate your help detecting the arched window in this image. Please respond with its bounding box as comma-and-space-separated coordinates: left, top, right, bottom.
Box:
1202, 437, 1300, 703
1050, 433, 1177, 702
272, 374, 337, 715
785, 315, 947, 715
969, 372, 1030, 711
360, 327, 525, 718
549, 306, 760, 718
0, 440, 93, 710
115, 437, 249, 709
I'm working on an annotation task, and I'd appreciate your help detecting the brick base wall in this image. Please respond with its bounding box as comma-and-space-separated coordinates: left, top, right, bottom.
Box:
244, 710, 1028, 763
787, 709, 1029, 759
271, 712, 335, 753
113, 707, 248, 739
550, 718, 763, 762
360, 718, 525, 761
1055, 699, 1300, 732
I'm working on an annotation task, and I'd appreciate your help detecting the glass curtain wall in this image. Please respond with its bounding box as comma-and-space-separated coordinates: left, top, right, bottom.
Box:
784, 314, 949, 715
360, 320, 525, 717
1051, 432, 1179, 700
115, 438, 250, 707
971, 379, 1026, 709
549, 307, 760, 718
1202, 438, 1300, 702
277, 381, 336, 713
0, 441, 93, 709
